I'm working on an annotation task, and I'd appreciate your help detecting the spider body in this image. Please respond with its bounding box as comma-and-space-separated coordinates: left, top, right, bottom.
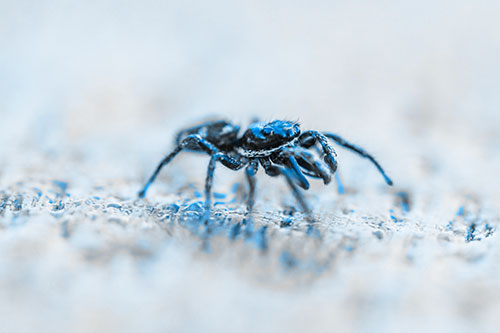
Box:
139, 119, 393, 220
240, 120, 301, 152
175, 120, 240, 151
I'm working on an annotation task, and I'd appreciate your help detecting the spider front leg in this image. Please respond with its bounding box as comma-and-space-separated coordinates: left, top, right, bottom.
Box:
294, 146, 344, 193
138, 134, 217, 198
323, 132, 393, 186
259, 157, 313, 221
272, 148, 310, 190
287, 147, 331, 185
298, 131, 338, 174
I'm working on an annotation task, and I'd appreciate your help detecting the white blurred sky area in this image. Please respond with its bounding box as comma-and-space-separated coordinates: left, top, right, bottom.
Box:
0, 0, 499, 191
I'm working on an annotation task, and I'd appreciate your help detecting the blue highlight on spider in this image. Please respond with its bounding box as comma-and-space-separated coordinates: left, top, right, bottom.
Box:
138, 119, 393, 223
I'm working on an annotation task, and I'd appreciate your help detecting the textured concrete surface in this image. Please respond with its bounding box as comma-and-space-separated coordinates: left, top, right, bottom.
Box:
1, 1, 500, 332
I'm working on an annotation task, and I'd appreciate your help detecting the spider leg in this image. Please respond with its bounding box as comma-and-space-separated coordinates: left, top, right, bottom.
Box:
334, 171, 345, 194
323, 132, 393, 186
273, 149, 310, 190
295, 149, 343, 193
259, 157, 312, 220
245, 158, 259, 215
138, 134, 218, 198
204, 153, 247, 210
292, 147, 331, 185
298, 131, 338, 174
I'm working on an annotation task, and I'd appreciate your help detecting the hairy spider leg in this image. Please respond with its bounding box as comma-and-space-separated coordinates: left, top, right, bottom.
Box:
301, 137, 354, 194
205, 153, 247, 210
245, 159, 259, 214
298, 131, 338, 174
323, 132, 393, 186
291, 147, 331, 185
274, 148, 310, 190
259, 157, 313, 221
138, 134, 218, 198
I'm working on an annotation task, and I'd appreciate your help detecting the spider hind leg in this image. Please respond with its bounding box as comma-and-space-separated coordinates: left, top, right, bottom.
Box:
138, 134, 218, 198
245, 159, 259, 215
204, 153, 247, 211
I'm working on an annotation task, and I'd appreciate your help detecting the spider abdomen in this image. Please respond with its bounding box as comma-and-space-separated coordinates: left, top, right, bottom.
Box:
175, 120, 240, 151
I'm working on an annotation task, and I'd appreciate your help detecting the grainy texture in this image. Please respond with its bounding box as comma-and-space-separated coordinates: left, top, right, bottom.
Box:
1, 1, 500, 332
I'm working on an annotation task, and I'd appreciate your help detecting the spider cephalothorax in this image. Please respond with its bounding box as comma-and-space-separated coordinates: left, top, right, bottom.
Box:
239, 120, 301, 153
139, 119, 393, 220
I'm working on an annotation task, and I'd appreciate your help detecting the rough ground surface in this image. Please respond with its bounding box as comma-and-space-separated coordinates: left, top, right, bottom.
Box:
1, 1, 500, 332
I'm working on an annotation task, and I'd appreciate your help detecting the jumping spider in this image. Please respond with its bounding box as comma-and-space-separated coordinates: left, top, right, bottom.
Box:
138, 119, 393, 219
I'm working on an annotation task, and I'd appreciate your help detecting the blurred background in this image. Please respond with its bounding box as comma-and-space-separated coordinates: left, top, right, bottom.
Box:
1, 1, 500, 332
1, 0, 499, 189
